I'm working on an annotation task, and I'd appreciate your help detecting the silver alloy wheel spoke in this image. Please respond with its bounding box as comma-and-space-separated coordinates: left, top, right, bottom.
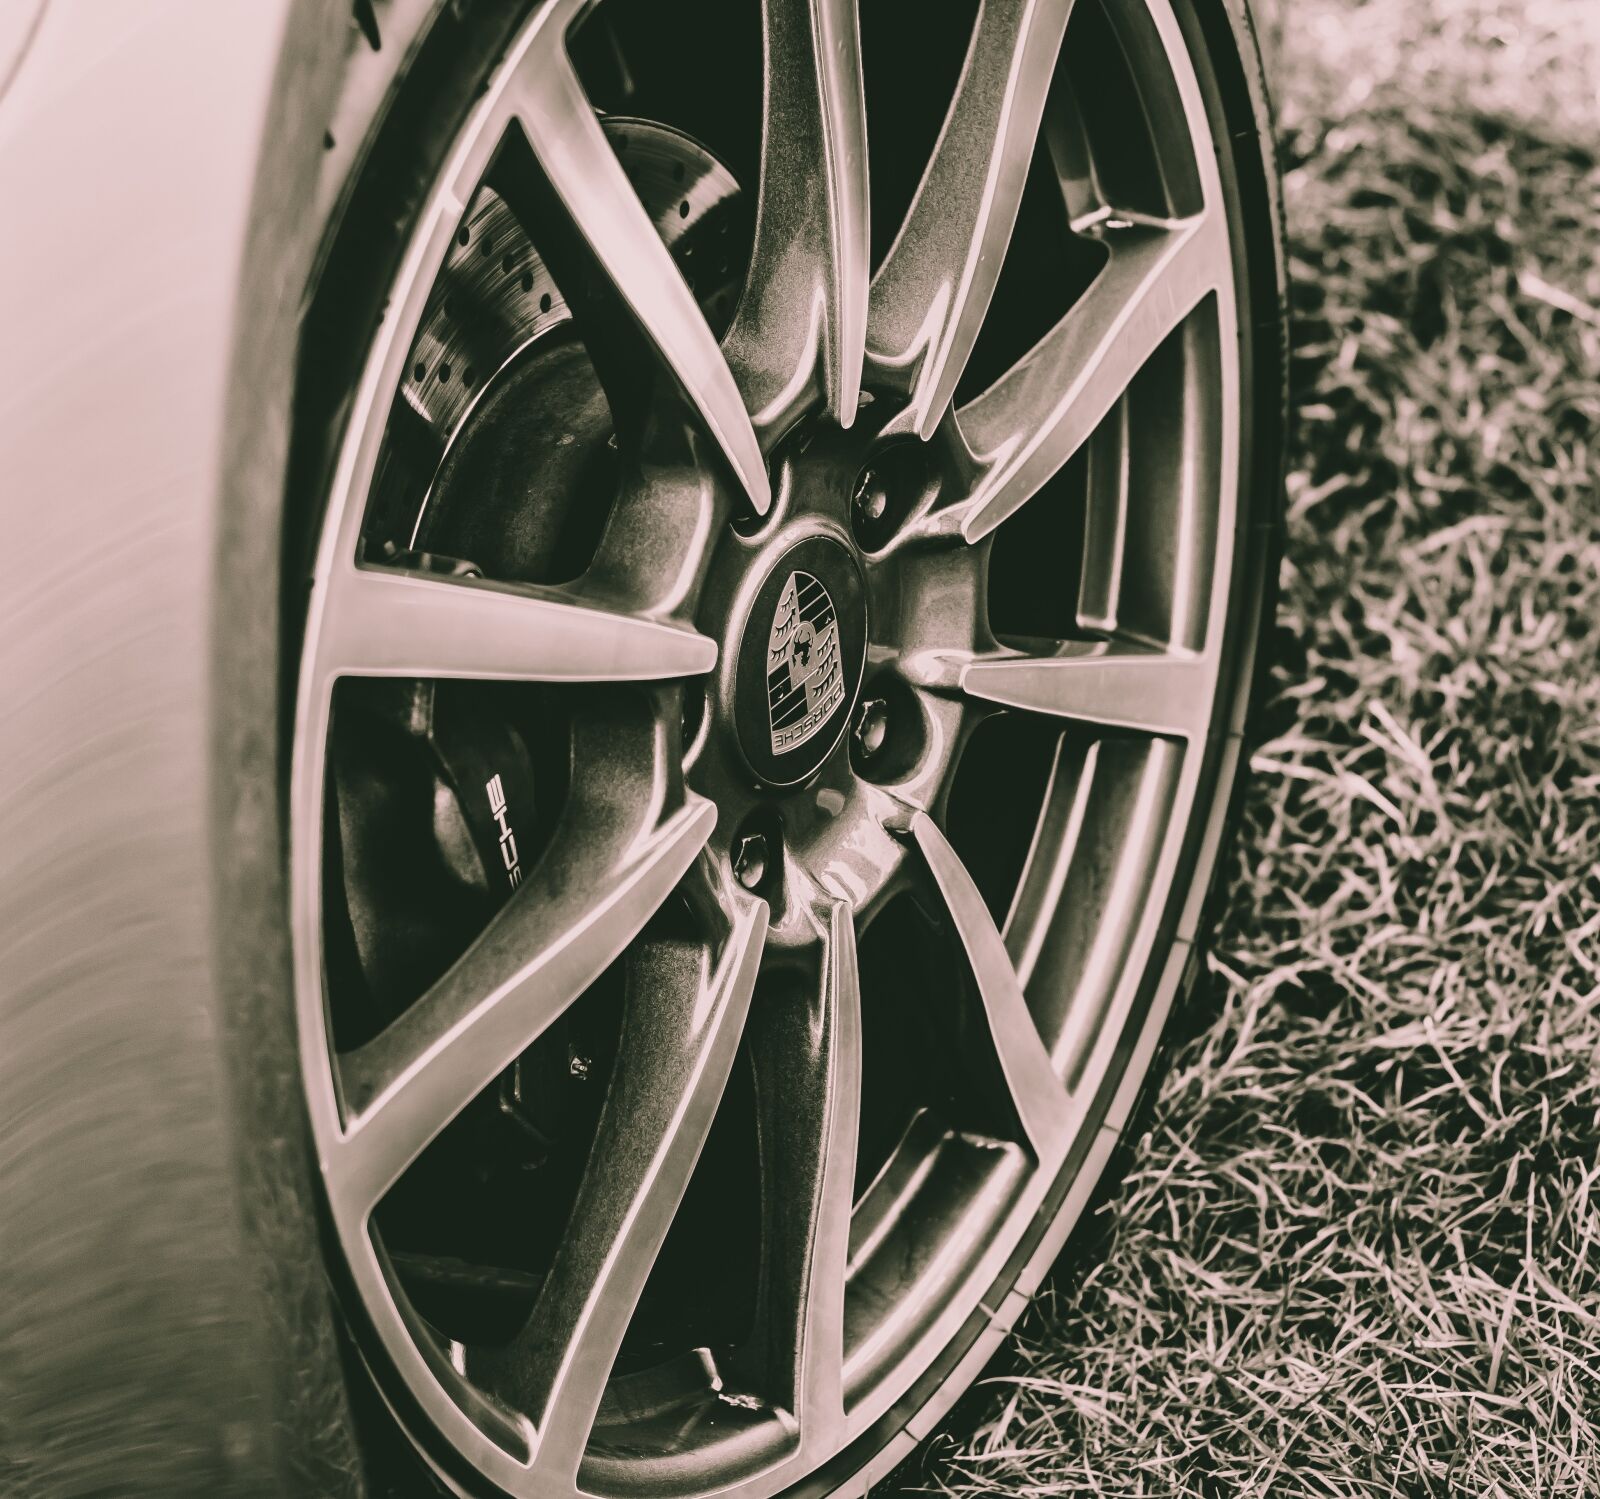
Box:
865, 0, 1075, 437
317, 562, 718, 683
960, 642, 1212, 739
723, 0, 870, 436
909, 812, 1071, 1160
952, 211, 1227, 541
330, 796, 718, 1215
486, 5, 771, 514
746, 894, 862, 1447
797, 898, 862, 1447
480, 895, 770, 1479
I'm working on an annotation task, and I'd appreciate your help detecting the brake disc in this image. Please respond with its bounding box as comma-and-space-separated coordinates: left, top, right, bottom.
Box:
372, 116, 747, 572
328, 120, 749, 1216
340, 115, 747, 993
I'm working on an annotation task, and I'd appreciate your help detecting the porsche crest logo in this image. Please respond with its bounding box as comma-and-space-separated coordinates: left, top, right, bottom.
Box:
766, 571, 845, 755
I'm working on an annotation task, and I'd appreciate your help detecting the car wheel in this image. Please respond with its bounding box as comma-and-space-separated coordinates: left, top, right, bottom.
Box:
0, 1, 1286, 1495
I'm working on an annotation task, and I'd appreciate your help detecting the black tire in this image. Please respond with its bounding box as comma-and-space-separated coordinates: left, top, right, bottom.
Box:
0, 2, 1285, 1494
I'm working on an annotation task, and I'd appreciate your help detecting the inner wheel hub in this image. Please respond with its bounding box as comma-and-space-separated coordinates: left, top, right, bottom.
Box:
732, 534, 867, 787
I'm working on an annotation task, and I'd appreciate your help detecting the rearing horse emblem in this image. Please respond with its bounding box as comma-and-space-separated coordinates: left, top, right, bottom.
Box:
766, 571, 844, 755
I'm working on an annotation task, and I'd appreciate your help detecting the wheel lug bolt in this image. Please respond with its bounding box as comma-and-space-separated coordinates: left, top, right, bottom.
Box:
853, 467, 889, 527
732, 832, 769, 891
853, 697, 889, 759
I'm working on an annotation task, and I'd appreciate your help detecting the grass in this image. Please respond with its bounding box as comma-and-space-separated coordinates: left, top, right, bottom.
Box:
923, 1, 1600, 1493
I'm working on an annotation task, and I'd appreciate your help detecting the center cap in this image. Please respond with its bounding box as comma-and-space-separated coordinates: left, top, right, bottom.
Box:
733, 534, 867, 786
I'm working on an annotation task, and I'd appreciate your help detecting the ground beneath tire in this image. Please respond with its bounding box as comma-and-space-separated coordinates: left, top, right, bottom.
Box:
918, 2, 1600, 1494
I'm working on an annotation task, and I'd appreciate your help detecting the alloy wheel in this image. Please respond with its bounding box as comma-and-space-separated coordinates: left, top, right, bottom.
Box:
290, 0, 1256, 1493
